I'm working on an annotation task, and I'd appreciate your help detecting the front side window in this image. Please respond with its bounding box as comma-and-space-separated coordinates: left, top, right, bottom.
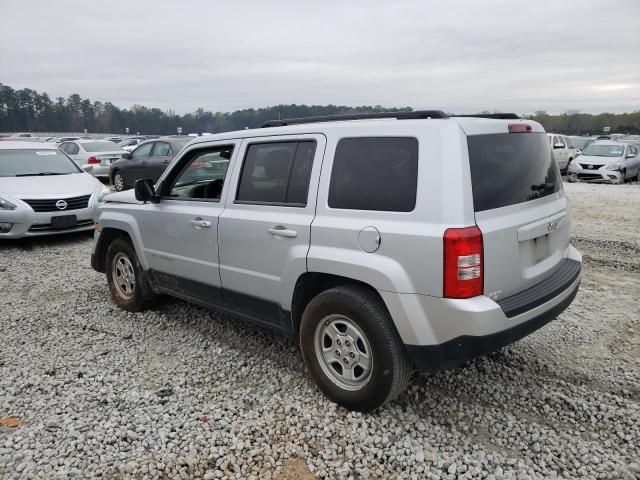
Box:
166, 146, 233, 200
328, 137, 418, 212
236, 141, 316, 205
132, 142, 153, 158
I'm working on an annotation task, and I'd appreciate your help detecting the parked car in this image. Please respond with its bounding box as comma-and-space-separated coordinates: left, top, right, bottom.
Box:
119, 137, 147, 152
0, 141, 109, 238
568, 136, 595, 153
58, 139, 126, 182
568, 141, 640, 183
109, 137, 190, 191
91, 111, 582, 412
547, 133, 578, 173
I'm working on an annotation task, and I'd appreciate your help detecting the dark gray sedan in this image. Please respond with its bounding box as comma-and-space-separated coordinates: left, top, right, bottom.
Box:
109, 137, 191, 191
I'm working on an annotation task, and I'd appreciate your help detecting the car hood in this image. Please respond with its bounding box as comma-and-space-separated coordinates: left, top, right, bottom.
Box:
0, 172, 100, 197
577, 155, 621, 165
103, 189, 140, 204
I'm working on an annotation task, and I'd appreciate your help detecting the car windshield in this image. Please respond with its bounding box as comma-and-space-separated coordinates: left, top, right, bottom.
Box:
0, 149, 81, 177
81, 142, 124, 152
581, 144, 625, 157
570, 137, 593, 150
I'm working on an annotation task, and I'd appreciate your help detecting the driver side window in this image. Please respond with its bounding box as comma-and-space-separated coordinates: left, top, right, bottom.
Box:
166, 146, 234, 201
132, 142, 153, 159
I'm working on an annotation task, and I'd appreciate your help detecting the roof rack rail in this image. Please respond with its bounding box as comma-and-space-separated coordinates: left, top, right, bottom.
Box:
260, 110, 448, 128
453, 113, 520, 120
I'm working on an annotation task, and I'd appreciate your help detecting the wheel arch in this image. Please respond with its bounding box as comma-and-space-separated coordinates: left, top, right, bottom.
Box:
290, 272, 393, 338
93, 213, 148, 272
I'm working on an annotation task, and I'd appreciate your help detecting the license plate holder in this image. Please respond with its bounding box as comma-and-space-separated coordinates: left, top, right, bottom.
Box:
51, 215, 78, 229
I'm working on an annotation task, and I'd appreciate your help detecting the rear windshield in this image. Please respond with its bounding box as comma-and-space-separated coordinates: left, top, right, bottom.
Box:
0, 149, 81, 177
82, 142, 124, 152
467, 133, 561, 212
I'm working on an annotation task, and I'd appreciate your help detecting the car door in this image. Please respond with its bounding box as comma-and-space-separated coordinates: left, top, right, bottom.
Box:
140, 141, 239, 307
552, 136, 568, 169
218, 134, 325, 332
125, 142, 154, 184
149, 141, 173, 181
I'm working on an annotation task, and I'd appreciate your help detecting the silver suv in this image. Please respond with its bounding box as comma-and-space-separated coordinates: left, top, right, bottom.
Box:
91, 111, 582, 411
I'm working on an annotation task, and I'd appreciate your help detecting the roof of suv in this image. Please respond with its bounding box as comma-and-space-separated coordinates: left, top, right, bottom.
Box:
186, 115, 544, 147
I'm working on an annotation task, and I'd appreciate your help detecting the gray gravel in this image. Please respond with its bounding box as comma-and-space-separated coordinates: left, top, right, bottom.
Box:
1, 182, 639, 479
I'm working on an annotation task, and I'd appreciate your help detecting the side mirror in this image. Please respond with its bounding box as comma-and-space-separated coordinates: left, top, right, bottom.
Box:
134, 179, 157, 203
553, 143, 564, 149
626, 153, 635, 158
122, 152, 132, 159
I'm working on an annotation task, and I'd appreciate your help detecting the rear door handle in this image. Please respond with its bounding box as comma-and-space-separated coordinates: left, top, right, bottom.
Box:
267, 226, 297, 238
190, 218, 211, 229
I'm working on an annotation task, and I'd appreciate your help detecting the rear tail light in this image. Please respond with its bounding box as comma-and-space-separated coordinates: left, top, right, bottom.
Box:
508, 123, 532, 133
87, 156, 101, 164
443, 226, 483, 299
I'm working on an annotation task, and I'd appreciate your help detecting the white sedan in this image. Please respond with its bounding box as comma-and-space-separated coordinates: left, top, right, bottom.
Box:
0, 142, 110, 238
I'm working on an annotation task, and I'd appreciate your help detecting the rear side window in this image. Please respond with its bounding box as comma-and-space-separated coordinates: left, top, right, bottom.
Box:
467, 133, 561, 212
328, 137, 418, 212
236, 141, 316, 206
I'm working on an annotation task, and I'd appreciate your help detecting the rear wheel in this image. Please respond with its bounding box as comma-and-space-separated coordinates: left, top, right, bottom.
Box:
299, 285, 412, 412
105, 238, 159, 312
112, 171, 126, 191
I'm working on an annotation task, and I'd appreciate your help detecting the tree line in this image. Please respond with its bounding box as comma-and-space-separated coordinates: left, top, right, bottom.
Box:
1, 83, 638, 135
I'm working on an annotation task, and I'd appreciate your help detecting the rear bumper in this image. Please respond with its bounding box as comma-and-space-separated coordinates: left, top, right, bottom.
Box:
406, 274, 579, 370
379, 247, 582, 371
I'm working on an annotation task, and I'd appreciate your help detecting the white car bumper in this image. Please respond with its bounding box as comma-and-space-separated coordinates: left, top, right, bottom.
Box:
0, 193, 97, 239
568, 162, 622, 184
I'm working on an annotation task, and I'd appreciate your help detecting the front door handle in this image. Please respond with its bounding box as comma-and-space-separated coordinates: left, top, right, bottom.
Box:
190, 218, 211, 229
267, 226, 297, 238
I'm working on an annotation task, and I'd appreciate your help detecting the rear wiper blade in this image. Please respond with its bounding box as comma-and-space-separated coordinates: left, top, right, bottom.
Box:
15, 172, 64, 177
531, 182, 554, 191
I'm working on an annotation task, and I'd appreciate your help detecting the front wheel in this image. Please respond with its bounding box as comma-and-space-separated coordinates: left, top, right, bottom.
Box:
105, 238, 160, 312
299, 285, 412, 412
112, 171, 126, 191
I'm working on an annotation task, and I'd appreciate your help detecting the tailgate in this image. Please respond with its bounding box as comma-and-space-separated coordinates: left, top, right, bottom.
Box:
467, 131, 570, 301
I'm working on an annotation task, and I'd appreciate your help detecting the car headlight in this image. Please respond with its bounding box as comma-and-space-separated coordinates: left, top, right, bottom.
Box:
0, 196, 17, 210
97, 185, 112, 203
605, 163, 621, 171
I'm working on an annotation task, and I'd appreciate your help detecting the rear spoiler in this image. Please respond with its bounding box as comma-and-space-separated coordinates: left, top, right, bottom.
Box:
452, 113, 520, 120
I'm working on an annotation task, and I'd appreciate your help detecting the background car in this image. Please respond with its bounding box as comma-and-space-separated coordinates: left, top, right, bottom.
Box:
569, 135, 595, 153
568, 141, 640, 183
547, 133, 578, 173
58, 139, 126, 181
0, 141, 109, 238
119, 137, 147, 151
109, 137, 190, 191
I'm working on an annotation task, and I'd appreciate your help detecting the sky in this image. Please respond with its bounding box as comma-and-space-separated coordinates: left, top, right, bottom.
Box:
1, 0, 639, 115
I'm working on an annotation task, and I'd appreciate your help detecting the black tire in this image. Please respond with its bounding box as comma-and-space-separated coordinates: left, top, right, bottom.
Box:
105, 237, 159, 312
112, 170, 126, 192
299, 285, 412, 412
619, 169, 626, 184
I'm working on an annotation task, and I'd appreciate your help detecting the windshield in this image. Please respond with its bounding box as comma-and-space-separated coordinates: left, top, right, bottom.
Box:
581, 144, 625, 157
0, 149, 82, 177
81, 142, 124, 153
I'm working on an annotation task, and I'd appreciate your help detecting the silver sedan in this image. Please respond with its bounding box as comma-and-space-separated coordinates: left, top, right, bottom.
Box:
0, 142, 109, 238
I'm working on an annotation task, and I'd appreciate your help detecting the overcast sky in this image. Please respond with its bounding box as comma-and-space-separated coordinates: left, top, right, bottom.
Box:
1, 0, 638, 114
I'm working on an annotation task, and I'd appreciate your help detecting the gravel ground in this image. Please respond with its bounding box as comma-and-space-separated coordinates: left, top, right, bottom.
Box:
1, 182, 639, 479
